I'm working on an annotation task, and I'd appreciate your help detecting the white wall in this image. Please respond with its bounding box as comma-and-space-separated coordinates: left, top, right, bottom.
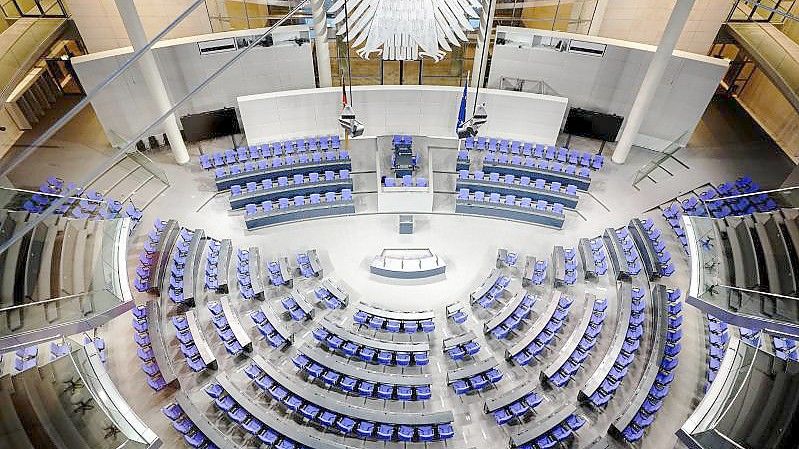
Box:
64, 0, 213, 53
238, 86, 568, 145
72, 26, 316, 143
596, 0, 733, 55
489, 27, 729, 150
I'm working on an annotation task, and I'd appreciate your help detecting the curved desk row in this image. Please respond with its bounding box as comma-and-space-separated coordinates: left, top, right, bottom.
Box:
245, 196, 355, 230
609, 284, 674, 439
250, 355, 452, 425
628, 218, 660, 281
507, 291, 564, 360
482, 158, 590, 190
216, 157, 352, 190
540, 293, 601, 384
318, 317, 430, 353
299, 343, 432, 386
456, 192, 565, 229
356, 301, 434, 322
230, 176, 353, 209
456, 175, 579, 208
603, 228, 630, 281
579, 282, 633, 402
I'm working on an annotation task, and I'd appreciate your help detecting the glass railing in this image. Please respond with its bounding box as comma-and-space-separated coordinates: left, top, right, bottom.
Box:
728, 0, 798, 24
685, 215, 727, 298
0, 215, 132, 344
630, 131, 691, 188
69, 343, 159, 447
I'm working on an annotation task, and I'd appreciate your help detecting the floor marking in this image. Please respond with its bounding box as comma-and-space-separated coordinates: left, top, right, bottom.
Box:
197, 191, 223, 212
587, 191, 611, 212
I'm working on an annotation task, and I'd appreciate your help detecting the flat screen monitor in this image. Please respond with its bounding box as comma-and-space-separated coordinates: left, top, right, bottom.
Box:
180, 108, 240, 143
563, 108, 623, 142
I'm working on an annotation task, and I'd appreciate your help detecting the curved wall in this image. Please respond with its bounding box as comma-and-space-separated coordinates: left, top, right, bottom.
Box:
237, 85, 568, 145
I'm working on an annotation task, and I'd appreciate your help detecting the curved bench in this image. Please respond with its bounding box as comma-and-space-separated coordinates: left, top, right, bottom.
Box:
295, 343, 432, 401
313, 317, 429, 366
353, 302, 435, 333
540, 294, 606, 388
246, 355, 453, 442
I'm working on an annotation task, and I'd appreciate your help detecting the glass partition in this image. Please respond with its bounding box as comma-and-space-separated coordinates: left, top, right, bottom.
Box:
68, 343, 159, 447
0, 215, 132, 344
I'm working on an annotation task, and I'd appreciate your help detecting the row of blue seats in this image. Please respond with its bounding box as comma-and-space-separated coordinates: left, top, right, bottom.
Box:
236, 249, 259, 300
639, 218, 676, 277
492, 391, 544, 426
488, 294, 536, 340
459, 170, 579, 196
204, 239, 223, 291
205, 382, 303, 449
588, 238, 609, 276
162, 402, 220, 449
281, 296, 311, 321
510, 295, 573, 366
447, 305, 468, 324
244, 190, 353, 216
614, 227, 644, 277
484, 153, 592, 179
562, 247, 578, 286
208, 300, 247, 355
214, 150, 350, 181
12, 346, 37, 372
131, 305, 168, 391
773, 336, 798, 362
268, 259, 289, 286
458, 189, 566, 216
475, 274, 511, 308
29, 176, 143, 226
515, 413, 586, 449
586, 287, 648, 407
172, 315, 208, 372
447, 338, 481, 361
546, 299, 607, 388
530, 259, 547, 285
662, 204, 690, 255
353, 310, 435, 333
620, 290, 683, 443
465, 136, 604, 170
231, 170, 350, 197
244, 362, 451, 443
682, 176, 777, 218
705, 314, 729, 392
313, 286, 345, 309
200, 135, 341, 169
450, 366, 504, 394
384, 176, 428, 188
250, 309, 290, 349
297, 253, 317, 278
293, 352, 432, 401
135, 219, 167, 292
167, 228, 195, 304
312, 326, 428, 367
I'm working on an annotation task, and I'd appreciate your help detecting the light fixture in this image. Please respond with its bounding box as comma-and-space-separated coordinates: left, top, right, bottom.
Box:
329, 0, 481, 61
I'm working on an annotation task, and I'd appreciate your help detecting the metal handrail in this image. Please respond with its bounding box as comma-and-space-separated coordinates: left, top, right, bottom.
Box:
0, 290, 103, 312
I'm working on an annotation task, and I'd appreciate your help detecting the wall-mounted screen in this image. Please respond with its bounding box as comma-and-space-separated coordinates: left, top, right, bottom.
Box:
181, 108, 240, 143
563, 108, 624, 142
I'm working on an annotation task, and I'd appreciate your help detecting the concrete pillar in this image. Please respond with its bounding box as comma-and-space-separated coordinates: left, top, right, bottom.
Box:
611, 0, 696, 164
311, 0, 332, 87
471, 0, 497, 88
587, 0, 609, 36
114, 0, 190, 165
